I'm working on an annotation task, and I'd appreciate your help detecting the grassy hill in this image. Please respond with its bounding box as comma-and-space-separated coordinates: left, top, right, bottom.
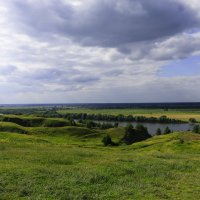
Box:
0, 123, 200, 199
0, 115, 70, 127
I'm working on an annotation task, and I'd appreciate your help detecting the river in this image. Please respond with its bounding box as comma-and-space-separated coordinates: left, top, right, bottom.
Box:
93, 121, 194, 135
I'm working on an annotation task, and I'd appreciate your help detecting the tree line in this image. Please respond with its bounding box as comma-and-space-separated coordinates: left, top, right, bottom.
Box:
62, 113, 184, 123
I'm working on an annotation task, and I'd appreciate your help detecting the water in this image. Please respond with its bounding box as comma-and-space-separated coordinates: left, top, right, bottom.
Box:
94, 121, 194, 136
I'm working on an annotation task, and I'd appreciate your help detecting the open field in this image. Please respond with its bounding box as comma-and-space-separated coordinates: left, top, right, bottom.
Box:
0, 118, 200, 199
0, 112, 200, 199
58, 108, 200, 122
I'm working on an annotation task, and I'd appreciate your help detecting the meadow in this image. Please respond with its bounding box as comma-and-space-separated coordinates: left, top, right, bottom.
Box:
0, 112, 200, 199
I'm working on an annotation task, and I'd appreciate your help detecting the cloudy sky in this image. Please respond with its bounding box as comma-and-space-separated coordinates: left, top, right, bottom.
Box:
0, 0, 200, 103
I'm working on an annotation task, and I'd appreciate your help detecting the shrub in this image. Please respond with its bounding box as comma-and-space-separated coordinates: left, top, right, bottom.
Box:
164, 126, 171, 134
69, 119, 76, 126
179, 138, 184, 144
156, 128, 162, 135
86, 121, 95, 129
102, 135, 114, 146
189, 118, 197, 123
114, 122, 119, 128
192, 125, 200, 133
100, 123, 114, 130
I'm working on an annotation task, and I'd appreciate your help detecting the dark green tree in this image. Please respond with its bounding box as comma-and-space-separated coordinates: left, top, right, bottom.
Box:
189, 118, 197, 123
192, 125, 200, 133
125, 123, 134, 133
69, 119, 76, 126
86, 120, 96, 129
156, 128, 162, 135
114, 122, 119, 128
102, 135, 113, 146
122, 124, 151, 145
135, 124, 148, 135
164, 126, 171, 134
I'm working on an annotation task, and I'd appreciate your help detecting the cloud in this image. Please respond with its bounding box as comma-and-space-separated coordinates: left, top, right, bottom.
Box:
6, 0, 200, 47
71, 75, 100, 83
149, 32, 200, 60
0, 0, 200, 103
0, 65, 17, 75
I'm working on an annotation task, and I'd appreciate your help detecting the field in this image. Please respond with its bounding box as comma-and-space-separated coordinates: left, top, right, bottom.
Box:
58, 108, 200, 122
0, 113, 200, 199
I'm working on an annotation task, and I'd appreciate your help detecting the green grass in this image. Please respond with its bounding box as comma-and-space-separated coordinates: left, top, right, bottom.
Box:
58, 108, 200, 122
0, 119, 200, 199
104, 127, 125, 143
0, 115, 70, 127
0, 121, 104, 145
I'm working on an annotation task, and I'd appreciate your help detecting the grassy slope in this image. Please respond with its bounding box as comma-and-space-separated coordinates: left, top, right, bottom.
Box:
0, 122, 200, 199
0, 115, 70, 127
0, 121, 104, 145
58, 108, 200, 122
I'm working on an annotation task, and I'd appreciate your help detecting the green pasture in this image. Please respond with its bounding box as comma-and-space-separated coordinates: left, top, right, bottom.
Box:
0, 119, 200, 199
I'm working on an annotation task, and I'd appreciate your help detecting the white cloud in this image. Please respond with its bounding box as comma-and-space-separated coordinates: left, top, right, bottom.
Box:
0, 0, 200, 103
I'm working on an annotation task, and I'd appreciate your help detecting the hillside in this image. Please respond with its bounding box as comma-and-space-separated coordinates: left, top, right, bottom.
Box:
0, 126, 200, 199
0, 115, 71, 127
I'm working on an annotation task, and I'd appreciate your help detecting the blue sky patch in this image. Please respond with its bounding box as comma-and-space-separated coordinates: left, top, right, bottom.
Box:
160, 56, 200, 77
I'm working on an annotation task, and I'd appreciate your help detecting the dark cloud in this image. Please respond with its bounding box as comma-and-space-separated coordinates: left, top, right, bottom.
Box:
1, 0, 200, 103
29, 68, 64, 80
8, 0, 199, 47
148, 33, 200, 61
103, 69, 123, 76
7, 67, 100, 87
72, 75, 100, 83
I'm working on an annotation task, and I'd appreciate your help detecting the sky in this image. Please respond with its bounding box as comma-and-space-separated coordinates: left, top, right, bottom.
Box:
0, 0, 200, 103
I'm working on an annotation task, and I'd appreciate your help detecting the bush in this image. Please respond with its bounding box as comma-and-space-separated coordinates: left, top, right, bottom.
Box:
69, 119, 76, 126
189, 118, 197, 123
86, 121, 96, 129
102, 135, 114, 146
179, 138, 184, 144
192, 125, 200, 133
156, 128, 162, 135
114, 122, 119, 128
100, 123, 114, 130
164, 126, 171, 134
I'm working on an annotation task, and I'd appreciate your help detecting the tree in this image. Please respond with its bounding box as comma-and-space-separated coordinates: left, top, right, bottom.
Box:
100, 123, 114, 130
125, 123, 134, 134
102, 135, 113, 146
135, 124, 148, 135
193, 125, 200, 133
189, 118, 197, 123
122, 124, 135, 144
122, 124, 151, 145
159, 115, 167, 123
114, 122, 119, 128
164, 126, 171, 134
86, 120, 98, 129
156, 128, 162, 135
69, 119, 76, 126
